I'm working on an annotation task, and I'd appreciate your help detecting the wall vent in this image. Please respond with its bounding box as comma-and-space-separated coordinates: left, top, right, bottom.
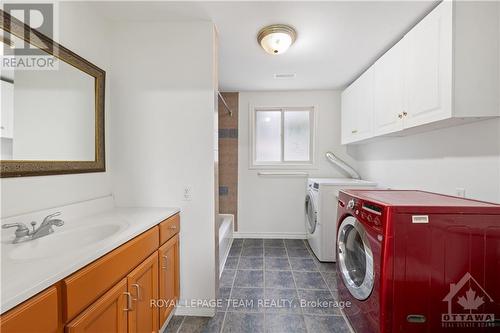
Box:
273, 73, 296, 79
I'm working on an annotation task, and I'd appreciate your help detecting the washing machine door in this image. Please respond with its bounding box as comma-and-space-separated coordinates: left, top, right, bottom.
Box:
305, 190, 318, 234
337, 216, 374, 300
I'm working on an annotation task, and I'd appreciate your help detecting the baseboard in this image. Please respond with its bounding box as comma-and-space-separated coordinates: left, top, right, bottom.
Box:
159, 308, 176, 332
219, 238, 233, 277
233, 231, 306, 239
174, 305, 216, 317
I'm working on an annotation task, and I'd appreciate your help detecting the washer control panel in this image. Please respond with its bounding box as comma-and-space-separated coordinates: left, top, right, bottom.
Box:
344, 196, 384, 229
347, 199, 356, 209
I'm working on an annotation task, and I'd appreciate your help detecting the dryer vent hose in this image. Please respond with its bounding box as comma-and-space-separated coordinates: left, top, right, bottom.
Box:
325, 152, 361, 180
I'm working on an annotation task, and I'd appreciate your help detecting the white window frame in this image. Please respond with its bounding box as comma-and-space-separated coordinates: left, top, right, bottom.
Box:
249, 105, 316, 169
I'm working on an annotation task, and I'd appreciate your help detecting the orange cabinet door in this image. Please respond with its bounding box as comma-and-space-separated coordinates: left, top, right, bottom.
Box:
158, 234, 180, 327
127, 252, 159, 333
66, 278, 128, 333
0, 285, 61, 333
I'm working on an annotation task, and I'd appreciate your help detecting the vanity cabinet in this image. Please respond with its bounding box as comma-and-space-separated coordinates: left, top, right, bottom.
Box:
67, 252, 160, 333
342, 1, 499, 144
66, 279, 128, 333
63, 227, 159, 322
158, 234, 180, 326
0, 213, 180, 333
0, 285, 62, 333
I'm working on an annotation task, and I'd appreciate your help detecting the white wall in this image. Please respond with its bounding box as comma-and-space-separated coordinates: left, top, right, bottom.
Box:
108, 21, 217, 316
0, 2, 112, 217
238, 90, 352, 237
348, 118, 500, 203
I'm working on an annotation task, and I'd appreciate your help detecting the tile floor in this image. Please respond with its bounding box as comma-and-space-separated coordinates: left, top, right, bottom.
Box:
164, 238, 352, 333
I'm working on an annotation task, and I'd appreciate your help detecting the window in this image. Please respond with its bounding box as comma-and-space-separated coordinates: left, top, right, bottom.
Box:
251, 107, 314, 168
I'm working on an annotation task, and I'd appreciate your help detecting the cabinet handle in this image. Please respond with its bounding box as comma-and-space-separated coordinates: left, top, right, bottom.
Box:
123, 292, 132, 311
351, 130, 358, 134
398, 113, 403, 119
169, 225, 177, 230
162, 255, 168, 270
403, 111, 408, 117
132, 283, 141, 301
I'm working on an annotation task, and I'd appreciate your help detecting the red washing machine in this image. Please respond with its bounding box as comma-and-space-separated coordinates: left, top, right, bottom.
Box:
336, 190, 500, 333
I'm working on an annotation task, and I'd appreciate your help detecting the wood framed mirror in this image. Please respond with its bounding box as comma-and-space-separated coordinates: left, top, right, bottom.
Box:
0, 9, 105, 178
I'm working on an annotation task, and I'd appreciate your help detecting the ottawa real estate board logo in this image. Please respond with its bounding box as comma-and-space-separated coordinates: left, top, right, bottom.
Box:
442, 272, 495, 328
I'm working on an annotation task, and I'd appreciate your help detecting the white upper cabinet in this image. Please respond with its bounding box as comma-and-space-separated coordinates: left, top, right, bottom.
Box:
404, 0, 452, 129
341, 0, 499, 144
341, 67, 373, 144
1, 81, 14, 139
373, 36, 406, 136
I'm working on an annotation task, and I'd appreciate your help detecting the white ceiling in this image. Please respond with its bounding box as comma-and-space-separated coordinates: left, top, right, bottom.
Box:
91, 1, 439, 91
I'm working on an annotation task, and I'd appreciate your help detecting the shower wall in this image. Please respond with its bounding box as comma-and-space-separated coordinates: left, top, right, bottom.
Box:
218, 92, 239, 229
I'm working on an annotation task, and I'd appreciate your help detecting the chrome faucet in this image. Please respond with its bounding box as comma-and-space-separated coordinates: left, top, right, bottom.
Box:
2, 212, 64, 244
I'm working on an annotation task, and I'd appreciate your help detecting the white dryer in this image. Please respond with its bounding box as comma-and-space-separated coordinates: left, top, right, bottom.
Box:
305, 178, 377, 262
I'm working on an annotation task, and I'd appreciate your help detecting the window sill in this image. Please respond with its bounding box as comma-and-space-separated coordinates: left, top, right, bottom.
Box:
257, 171, 309, 177
249, 163, 317, 171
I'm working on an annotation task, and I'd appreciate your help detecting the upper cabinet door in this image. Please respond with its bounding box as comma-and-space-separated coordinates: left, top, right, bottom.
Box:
341, 85, 356, 144
0, 81, 14, 139
373, 37, 406, 136
353, 68, 374, 142
127, 252, 159, 333
341, 67, 374, 144
404, 1, 453, 128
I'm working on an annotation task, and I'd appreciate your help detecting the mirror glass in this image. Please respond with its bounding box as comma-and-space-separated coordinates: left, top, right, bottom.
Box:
1, 33, 96, 161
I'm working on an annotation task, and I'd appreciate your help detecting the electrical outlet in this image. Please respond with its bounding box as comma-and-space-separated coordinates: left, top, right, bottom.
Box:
183, 186, 192, 201
456, 188, 466, 198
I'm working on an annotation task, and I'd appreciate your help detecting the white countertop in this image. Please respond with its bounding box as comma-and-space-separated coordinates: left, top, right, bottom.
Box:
0, 196, 179, 314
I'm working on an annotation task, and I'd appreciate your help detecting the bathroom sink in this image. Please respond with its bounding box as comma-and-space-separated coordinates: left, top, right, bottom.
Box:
8, 224, 122, 260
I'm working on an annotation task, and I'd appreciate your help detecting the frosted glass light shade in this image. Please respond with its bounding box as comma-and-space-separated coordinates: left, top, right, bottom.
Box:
257, 24, 297, 55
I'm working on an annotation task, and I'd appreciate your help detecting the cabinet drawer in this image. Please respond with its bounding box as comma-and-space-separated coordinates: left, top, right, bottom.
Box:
0, 285, 61, 333
63, 227, 159, 322
159, 214, 180, 245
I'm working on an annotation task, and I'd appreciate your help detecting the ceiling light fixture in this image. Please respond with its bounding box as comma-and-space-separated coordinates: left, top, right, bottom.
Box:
257, 24, 297, 55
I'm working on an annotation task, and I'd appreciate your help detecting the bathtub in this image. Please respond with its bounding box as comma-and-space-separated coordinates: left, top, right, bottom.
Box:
218, 214, 234, 275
